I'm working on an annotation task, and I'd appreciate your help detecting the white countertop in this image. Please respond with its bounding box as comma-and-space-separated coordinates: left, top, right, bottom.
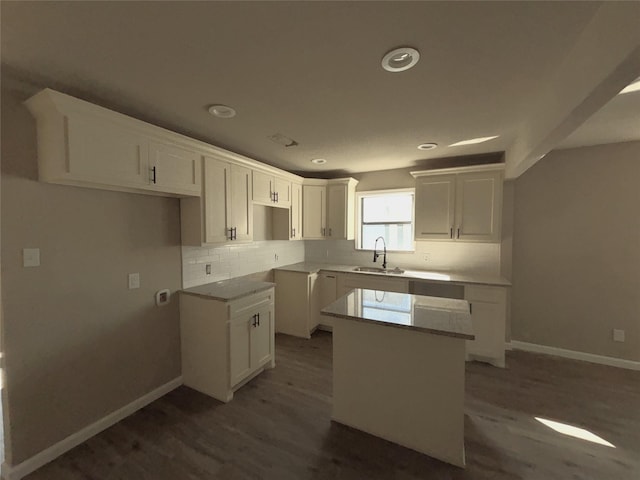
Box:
274, 262, 510, 286
321, 288, 474, 339
181, 278, 275, 302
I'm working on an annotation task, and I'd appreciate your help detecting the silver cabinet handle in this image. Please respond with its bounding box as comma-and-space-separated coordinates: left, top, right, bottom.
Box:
457, 227, 460, 239
151, 166, 157, 184
450, 227, 453, 238
469, 303, 473, 314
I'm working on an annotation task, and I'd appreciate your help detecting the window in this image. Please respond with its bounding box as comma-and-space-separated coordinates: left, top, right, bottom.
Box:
357, 189, 414, 251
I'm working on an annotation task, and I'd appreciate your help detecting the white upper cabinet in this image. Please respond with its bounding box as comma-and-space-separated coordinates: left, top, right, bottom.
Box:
252, 170, 291, 208
303, 178, 358, 240
202, 156, 231, 244
414, 174, 456, 240
229, 164, 253, 242
302, 184, 326, 239
181, 154, 253, 246
66, 114, 150, 188
148, 141, 201, 196
412, 165, 503, 243
25, 89, 201, 197
290, 182, 303, 240
455, 171, 502, 242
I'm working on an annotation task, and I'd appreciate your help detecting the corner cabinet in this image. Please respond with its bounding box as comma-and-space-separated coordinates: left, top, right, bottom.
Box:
180, 288, 275, 403
302, 178, 358, 240
181, 154, 252, 245
412, 165, 503, 243
25, 88, 201, 197
302, 184, 327, 239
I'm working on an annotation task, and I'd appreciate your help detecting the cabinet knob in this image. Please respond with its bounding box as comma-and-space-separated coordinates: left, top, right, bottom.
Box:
151, 166, 157, 184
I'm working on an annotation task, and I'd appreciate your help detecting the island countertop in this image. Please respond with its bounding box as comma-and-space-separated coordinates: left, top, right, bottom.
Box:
321, 288, 474, 340
181, 278, 274, 302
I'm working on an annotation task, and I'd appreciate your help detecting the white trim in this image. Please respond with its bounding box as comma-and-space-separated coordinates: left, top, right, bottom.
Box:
1, 377, 183, 480
509, 341, 640, 371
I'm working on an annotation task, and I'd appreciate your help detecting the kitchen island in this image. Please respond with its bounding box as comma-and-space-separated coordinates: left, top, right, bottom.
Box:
321, 288, 474, 467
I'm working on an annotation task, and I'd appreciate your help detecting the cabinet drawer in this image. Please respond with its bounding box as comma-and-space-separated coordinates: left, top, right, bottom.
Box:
465, 285, 506, 304
230, 289, 274, 317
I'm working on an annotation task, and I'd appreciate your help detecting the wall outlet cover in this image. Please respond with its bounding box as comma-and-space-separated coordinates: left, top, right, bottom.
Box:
613, 329, 625, 342
23, 248, 41, 267
128, 273, 140, 290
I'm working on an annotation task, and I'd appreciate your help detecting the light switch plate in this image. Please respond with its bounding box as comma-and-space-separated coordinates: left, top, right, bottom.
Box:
23, 248, 40, 267
128, 273, 140, 290
613, 329, 625, 342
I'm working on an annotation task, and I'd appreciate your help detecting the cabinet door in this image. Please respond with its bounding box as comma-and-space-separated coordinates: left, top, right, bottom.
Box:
455, 171, 502, 242
230, 317, 252, 386
327, 183, 347, 239
252, 170, 274, 204
149, 141, 201, 196
67, 114, 150, 188
274, 177, 291, 207
290, 183, 302, 240
302, 185, 326, 239
230, 164, 253, 242
203, 156, 232, 243
465, 285, 506, 367
251, 303, 273, 369
414, 174, 456, 240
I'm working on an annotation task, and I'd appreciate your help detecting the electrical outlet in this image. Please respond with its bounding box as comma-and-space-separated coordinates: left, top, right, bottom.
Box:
128, 273, 140, 290
23, 248, 41, 267
205, 263, 212, 275
424, 253, 430, 262
613, 329, 625, 342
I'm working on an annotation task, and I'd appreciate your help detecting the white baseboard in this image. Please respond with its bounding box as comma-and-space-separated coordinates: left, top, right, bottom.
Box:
509, 341, 640, 371
1, 376, 183, 480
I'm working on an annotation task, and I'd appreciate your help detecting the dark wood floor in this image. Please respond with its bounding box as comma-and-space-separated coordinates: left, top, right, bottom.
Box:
27, 332, 640, 479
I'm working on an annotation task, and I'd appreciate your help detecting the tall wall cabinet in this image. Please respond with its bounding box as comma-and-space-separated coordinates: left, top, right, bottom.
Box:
181, 154, 253, 245
411, 165, 504, 243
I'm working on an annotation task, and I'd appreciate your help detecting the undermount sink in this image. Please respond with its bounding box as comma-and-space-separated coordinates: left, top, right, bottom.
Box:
353, 266, 405, 275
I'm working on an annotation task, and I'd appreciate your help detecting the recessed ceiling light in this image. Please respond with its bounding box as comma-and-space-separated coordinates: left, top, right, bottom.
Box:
449, 136, 499, 147
417, 143, 438, 151
381, 47, 420, 72
619, 77, 640, 95
311, 158, 327, 165
208, 104, 236, 118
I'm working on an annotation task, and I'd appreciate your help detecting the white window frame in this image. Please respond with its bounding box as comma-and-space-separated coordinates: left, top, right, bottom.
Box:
355, 188, 416, 252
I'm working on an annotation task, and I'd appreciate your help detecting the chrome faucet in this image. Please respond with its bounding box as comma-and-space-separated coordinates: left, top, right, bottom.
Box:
373, 236, 387, 269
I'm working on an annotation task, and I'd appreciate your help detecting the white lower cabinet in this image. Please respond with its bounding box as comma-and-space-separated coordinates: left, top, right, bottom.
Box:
274, 271, 319, 338
180, 288, 275, 402
464, 285, 506, 367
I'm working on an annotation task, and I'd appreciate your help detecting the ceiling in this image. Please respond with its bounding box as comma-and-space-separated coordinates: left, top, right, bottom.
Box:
2, 1, 639, 177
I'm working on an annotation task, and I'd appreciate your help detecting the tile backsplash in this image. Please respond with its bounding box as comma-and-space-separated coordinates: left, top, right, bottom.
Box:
182, 240, 305, 288
304, 239, 501, 275
182, 239, 501, 288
